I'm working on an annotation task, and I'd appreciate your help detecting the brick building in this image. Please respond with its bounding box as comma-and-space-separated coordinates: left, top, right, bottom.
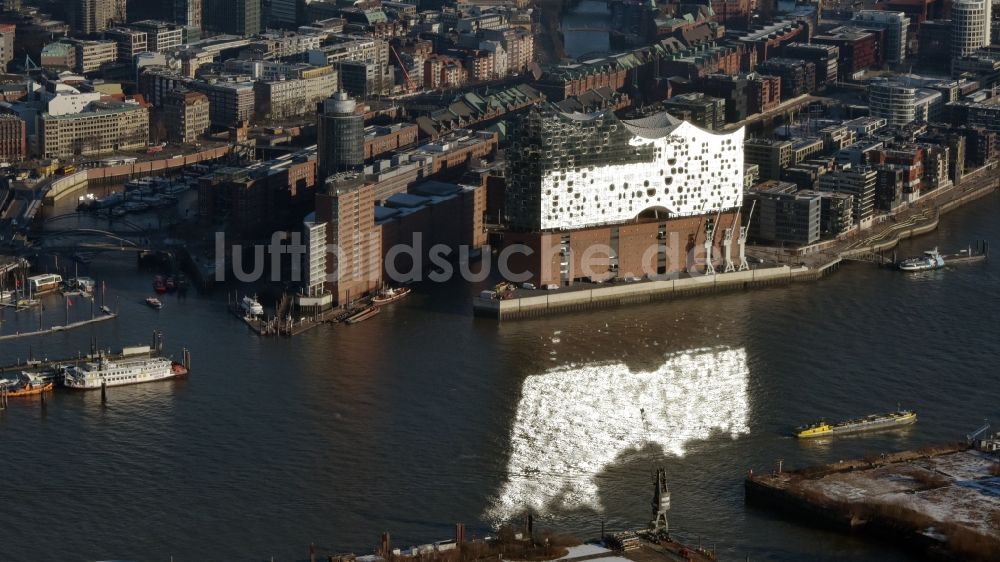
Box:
163, 89, 210, 144
0, 113, 26, 163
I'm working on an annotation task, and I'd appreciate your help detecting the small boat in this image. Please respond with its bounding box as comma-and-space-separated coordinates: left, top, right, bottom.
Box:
77, 193, 96, 209
240, 295, 264, 316
153, 276, 167, 294
0, 374, 54, 397
898, 248, 945, 272
796, 409, 917, 438
171, 362, 189, 377
345, 305, 380, 324
372, 286, 411, 306
145, 297, 162, 310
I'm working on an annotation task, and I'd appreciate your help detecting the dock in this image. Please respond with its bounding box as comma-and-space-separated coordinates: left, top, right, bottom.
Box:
0, 310, 116, 341
745, 442, 1000, 560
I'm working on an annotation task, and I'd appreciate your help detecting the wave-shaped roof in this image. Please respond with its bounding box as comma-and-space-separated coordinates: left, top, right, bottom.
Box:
620, 112, 684, 138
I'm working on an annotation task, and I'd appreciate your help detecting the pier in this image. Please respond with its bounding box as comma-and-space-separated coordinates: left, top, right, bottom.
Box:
745, 442, 1000, 560
474, 265, 821, 321
0, 310, 116, 341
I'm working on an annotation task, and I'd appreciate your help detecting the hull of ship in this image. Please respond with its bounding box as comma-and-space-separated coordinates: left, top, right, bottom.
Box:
800, 416, 916, 438
2, 383, 54, 397
372, 291, 410, 305
64, 374, 177, 390
827, 416, 916, 435
898, 263, 943, 272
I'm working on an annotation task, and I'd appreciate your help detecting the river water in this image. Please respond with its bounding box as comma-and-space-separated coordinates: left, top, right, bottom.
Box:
562, 0, 611, 59
2, 192, 999, 561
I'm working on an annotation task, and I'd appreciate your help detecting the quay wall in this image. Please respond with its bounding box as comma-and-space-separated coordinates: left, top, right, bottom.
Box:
474, 265, 827, 320
44, 146, 232, 201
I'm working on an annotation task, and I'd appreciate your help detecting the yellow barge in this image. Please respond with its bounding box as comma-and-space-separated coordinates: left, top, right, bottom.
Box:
796, 409, 917, 438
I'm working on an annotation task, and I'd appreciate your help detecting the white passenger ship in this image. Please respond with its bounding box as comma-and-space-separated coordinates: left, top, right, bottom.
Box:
63, 346, 186, 389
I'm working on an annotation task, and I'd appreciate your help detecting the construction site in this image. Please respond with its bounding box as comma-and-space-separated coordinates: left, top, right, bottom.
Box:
304, 469, 719, 562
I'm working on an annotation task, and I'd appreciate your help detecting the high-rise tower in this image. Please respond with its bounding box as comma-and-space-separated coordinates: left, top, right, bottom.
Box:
317, 92, 364, 179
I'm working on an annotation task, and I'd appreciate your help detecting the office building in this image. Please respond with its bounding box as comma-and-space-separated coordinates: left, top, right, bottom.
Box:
756, 58, 816, 98
130, 20, 184, 52
868, 77, 943, 126
851, 11, 910, 65
746, 180, 821, 245
105, 28, 148, 63
315, 174, 382, 305
317, 92, 364, 178
163, 89, 210, 144
73, 0, 127, 35
68, 39, 118, 74
744, 138, 792, 180
173, 0, 202, 41
699, 74, 749, 123
662, 93, 726, 130
818, 166, 877, 225
782, 43, 839, 91
952, 0, 990, 60
39, 100, 149, 159
204, 0, 260, 37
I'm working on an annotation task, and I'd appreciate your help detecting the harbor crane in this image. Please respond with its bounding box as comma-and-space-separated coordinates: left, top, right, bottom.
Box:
639, 407, 670, 534
737, 200, 756, 271
967, 419, 991, 443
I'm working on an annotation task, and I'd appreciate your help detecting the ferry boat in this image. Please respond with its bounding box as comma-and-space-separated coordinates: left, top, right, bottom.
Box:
0, 373, 54, 397
27, 273, 62, 294
796, 409, 917, 438
240, 295, 264, 316
372, 286, 411, 305
145, 297, 163, 309
898, 248, 945, 272
62, 347, 187, 389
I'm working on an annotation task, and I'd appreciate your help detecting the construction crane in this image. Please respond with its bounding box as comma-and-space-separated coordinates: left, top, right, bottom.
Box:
390, 44, 416, 92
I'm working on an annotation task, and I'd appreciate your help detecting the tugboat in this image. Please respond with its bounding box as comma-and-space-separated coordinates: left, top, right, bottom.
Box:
796, 408, 917, 438
0, 373, 54, 397
145, 297, 163, 310
372, 286, 411, 306
898, 248, 945, 272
